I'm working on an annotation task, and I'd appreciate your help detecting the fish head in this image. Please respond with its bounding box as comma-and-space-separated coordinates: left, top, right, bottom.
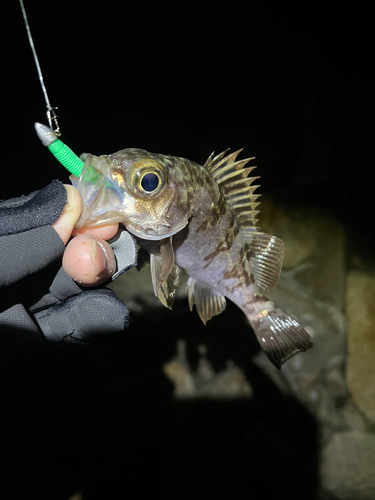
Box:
72, 148, 192, 240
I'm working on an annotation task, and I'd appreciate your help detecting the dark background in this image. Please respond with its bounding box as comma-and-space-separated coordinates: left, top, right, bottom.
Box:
0, 2, 373, 499
3, 2, 373, 256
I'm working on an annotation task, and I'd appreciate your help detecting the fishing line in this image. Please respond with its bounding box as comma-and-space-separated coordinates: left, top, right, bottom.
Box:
18, 0, 84, 176
19, 0, 61, 136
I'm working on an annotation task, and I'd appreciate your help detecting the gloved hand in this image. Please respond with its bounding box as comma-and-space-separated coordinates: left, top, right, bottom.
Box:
0, 180, 137, 343
0, 180, 139, 498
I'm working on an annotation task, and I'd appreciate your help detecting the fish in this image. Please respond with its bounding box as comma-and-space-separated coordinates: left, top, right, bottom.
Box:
72, 148, 313, 368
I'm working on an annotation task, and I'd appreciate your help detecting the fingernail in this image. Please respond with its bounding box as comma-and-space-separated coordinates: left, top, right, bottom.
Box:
95, 240, 117, 282
64, 185, 80, 212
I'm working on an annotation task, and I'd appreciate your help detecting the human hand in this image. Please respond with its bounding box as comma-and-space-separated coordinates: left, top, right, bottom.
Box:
1, 179, 136, 344
52, 185, 120, 286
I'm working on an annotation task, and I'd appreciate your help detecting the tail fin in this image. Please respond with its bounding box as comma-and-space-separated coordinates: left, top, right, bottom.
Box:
246, 300, 313, 369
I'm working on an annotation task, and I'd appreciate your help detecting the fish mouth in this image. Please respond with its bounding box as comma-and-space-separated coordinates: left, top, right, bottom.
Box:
126, 220, 189, 241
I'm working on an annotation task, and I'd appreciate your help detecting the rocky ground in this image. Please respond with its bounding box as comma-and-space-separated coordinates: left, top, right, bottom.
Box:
66, 194, 374, 500
259, 198, 375, 499
94, 196, 374, 500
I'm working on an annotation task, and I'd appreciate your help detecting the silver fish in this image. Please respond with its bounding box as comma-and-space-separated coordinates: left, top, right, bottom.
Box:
72, 148, 313, 368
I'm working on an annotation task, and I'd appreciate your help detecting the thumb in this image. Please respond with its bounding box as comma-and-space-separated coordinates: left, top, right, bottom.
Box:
52, 185, 82, 245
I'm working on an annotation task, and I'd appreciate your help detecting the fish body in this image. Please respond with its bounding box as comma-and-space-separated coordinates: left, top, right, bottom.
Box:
73, 148, 313, 368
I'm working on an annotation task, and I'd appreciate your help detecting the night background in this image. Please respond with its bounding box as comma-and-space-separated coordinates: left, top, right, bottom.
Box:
1, 1, 373, 499
3, 1, 372, 238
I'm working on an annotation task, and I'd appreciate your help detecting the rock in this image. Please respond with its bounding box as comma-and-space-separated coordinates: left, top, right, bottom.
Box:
163, 340, 252, 399
259, 197, 346, 309
346, 268, 375, 423
325, 368, 348, 401
266, 272, 346, 378
68, 493, 83, 500
163, 360, 196, 397
257, 196, 350, 439
108, 199, 375, 499
109, 265, 159, 313
163, 340, 196, 397
320, 431, 375, 499
260, 197, 317, 268
264, 263, 348, 441
195, 361, 253, 398
341, 398, 367, 434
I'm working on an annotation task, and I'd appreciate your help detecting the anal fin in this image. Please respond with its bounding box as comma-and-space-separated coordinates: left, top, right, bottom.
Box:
186, 277, 226, 325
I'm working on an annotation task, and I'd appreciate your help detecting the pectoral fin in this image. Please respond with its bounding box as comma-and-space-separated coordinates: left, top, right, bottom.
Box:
160, 237, 175, 282
186, 277, 226, 325
150, 238, 181, 309
247, 232, 285, 292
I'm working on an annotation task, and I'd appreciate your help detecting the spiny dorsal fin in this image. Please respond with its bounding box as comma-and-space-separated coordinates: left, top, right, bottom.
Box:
204, 150, 285, 291
203, 149, 229, 169
204, 149, 259, 227
186, 277, 226, 325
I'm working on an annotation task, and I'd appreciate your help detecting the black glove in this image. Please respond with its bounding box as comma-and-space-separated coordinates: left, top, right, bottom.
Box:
0, 180, 67, 286
0, 180, 137, 343
0, 180, 139, 499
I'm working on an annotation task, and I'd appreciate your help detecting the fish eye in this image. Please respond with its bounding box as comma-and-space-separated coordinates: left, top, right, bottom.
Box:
129, 159, 166, 197
141, 172, 159, 192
